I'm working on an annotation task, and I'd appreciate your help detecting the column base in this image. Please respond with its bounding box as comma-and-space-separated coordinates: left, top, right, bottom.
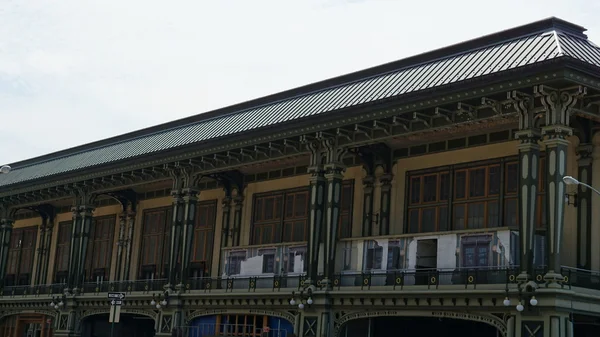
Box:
516, 272, 531, 283
543, 271, 565, 288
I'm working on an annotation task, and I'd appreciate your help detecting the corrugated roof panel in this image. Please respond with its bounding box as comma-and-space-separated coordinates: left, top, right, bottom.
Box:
2, 29, 600, 188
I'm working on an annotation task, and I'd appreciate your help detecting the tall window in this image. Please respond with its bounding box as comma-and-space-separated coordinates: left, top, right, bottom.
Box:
54, 221, 72, 283
84, 216, 116, 282
407, 156, 546, 234
338, 180, 354, 239
252, 188, 309, 245
252, 182, 354, 245
5, 227, 37, 286
139, 207, 172, 280
190, 200, 217, 278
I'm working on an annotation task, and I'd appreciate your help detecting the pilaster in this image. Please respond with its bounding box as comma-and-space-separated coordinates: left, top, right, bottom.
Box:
217, 195, 232, 277
122, 208, 136, 281
180, 187, 200, 286
513, 312, 573, 337
536, 85, 584, 284
306, 140, 326, 286
76, 204, 94, 289
35, 214, 50, 285
231, 194, 243, 247
378, 173, 393, 236
510, 90, 541, 283
0, 215, 14, 284
322, 138, 347, 287
361, 176, 374, 237
515, 129, 541, 282
66, 189, 96, 293
167, 176, 185, 287
53, 309, 82, 337
114, 212, 127, 281
576, 144, 593, 269
40, 222, 54, 285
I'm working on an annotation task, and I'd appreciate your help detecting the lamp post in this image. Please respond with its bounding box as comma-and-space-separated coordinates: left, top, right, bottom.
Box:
563, 176, 600, 196
0, 165, 10, 174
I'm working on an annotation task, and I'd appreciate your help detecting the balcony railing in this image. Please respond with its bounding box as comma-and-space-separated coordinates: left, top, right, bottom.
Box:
0, 266, 589, 296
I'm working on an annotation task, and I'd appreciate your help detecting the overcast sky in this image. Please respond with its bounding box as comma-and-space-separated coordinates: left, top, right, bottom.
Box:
0, 0, 596, 165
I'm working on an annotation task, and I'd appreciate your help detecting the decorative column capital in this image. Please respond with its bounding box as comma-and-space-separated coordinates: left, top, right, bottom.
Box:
577, 144, 594, 167
535, 84, 586, 131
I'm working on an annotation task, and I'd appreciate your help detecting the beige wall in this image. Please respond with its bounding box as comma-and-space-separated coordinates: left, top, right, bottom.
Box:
15, 136, 588, 284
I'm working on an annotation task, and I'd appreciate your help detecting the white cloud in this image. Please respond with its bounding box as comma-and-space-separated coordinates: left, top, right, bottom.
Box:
0, 0, 596, 164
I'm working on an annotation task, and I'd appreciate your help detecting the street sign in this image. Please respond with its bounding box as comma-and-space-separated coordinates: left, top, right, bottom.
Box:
110, 300, 123, 306
263, 327, 270, 333
108, 292, 126, 300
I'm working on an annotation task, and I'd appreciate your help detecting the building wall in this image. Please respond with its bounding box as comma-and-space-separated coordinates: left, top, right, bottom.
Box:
8, 135, 589, 285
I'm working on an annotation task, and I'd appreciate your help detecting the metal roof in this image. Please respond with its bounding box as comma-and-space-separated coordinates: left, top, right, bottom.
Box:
1, 22, 600, 189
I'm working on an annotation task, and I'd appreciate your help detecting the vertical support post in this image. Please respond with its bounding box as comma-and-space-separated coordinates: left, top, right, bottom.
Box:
114, 212, 127, 282
536, 85, 584, 283
305, 139, 325, 286
361, 176, 374, 237
576, 144, 593, 269
167, 170, 185, 288
231, 195, 243, 247
40, 221, 54, 285
122, 208, 136, 281
379, 174, 393, 236
67, 205, 82, 291
510, 91, 540, 283
0, 215, 14, 284
515, 130, 541, 281
217, 193, 232, 277
77, 204, 94, 289
180, 186, 199, 287
322, 138, 347, 287
35, 214, 49, 285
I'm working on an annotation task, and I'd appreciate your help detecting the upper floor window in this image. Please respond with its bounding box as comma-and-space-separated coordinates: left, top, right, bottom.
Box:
5, 227, 37, 286
139, 207, 172, 280
54, 221, 71, 283
252, 188, 309, 245
191, 200, 217, 278
251, 181, 354, 245
407, 156, 546, 234
84, 216, 116, 282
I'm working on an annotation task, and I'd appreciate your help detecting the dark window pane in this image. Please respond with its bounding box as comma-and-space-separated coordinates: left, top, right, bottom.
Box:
506, 163, 518, 194
440, 173, 450, 201
410, 177, 421, 204
469, 168, 486, 198
453, 205, 465, 230
409, 209, 420, 233
423, 175, 437, 202
421, 208, 436, 232
488, 165, 500, 195
504, 198, 518, 227
438, 206, 448, 231
467, 203, 485, 229
487, 201, 499, 227
455, 171, 466, 199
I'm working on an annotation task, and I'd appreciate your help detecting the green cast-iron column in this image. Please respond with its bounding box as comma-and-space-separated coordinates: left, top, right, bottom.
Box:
76, 204, 94, 289
114, 212, 127, 282
305, 139, 325, 286
537, 85, 584, 283
379, 173, 393, 236
122, 208, 136, 281
0, 216, 14, 285
34, 214, 49, 285
510, 91, 540, 282
322, 138, 347, 287
361, 176, 374, 237
179, 186, 200, 286
231, 195, 243, 247
167, 170, 185, 287
217, 195, 231, 277
576, 144, 593, 269
66, 205, 82, 291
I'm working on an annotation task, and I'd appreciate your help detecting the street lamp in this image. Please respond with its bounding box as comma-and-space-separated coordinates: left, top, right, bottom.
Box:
563, 176, 600, 196
0, 165, 10, 174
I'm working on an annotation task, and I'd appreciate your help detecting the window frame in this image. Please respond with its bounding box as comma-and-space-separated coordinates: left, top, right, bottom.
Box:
405, 155, 547, 234
84, 215, 116, 282
5, 226, 38, 286
190, 200, 218, 277
54, 221, 72, 283
138, 206, 172, 280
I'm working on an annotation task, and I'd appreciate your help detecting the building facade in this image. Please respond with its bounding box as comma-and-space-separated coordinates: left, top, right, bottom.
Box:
0, 17, 600, 337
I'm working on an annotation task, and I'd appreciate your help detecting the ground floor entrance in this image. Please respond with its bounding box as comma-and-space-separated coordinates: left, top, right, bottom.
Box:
82, 313, 155, 337
340, 316, 498, 337
0, 314, 53, 337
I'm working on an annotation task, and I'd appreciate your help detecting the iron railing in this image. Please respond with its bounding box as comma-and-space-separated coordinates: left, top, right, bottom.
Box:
0, 266, 588, 297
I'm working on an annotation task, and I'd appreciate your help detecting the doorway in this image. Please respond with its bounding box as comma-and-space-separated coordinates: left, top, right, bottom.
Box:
415, 239, 437, 285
